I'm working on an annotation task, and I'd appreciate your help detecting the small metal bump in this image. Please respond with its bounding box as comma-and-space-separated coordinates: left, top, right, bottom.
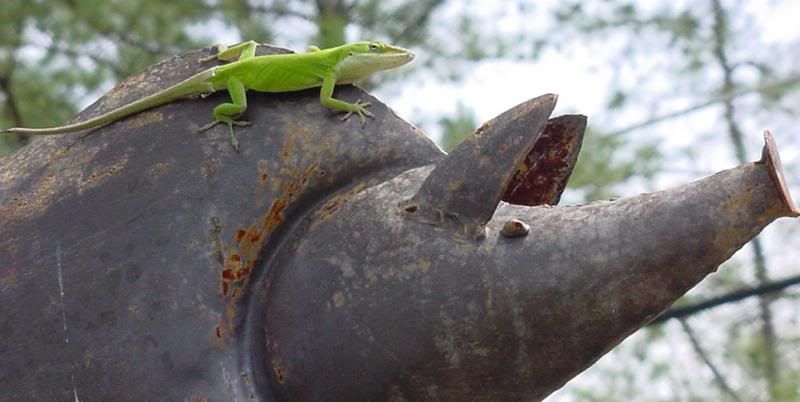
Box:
500, 219, 530, 238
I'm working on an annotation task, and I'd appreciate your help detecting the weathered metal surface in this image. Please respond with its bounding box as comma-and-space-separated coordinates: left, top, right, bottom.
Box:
1, 43, 797, 402
762, 130, 799, 216
400, 94, 556, 239
0, 44, 442, 401
265, 134, 797, 401
501, 114, 586, 206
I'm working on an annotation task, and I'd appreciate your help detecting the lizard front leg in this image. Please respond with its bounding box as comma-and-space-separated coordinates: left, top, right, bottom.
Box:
319, 75, 373, 126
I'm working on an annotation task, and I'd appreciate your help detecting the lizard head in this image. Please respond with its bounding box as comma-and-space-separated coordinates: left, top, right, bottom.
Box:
335, 41, 415, 82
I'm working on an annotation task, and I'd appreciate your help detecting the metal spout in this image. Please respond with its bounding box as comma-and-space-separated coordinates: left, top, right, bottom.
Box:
264, 132, 797, 401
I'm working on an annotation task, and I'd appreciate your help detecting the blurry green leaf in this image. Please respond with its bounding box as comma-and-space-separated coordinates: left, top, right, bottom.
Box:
437, 102, 477, 152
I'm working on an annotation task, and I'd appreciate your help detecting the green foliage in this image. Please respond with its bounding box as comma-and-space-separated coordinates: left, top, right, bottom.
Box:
0, 0, 212, 155
437, 102, 477, 152
354, 0, 443, 46
567, 128, 662, 201
0, 0, 456, 155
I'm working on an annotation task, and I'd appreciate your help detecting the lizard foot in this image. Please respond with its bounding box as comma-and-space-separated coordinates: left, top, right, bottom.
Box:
341, 100, 374, 127
198, 120, 251, 152
198, 119, 251, 132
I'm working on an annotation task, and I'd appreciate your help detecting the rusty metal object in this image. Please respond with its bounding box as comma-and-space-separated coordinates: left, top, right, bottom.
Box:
399, 94, 556, 239
1, 44, 797, 401
266, 132, 797, 401
0, 44, 441, 401
502, 114, 586, 206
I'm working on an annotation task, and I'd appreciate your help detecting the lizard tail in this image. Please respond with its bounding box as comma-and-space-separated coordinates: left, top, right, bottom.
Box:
1, 68, 217, 136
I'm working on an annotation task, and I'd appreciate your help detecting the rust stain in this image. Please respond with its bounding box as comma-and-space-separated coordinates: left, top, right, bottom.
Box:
235, 229, 247, 243
301, 162, 319, 185
222, 269, 236, 281
502, 116, 585, 206
281, 133, 294, 158
203, 158, 221, 177
310, 182, 369, 228
272, 361, 286, 384
215, 163, 320, 342
0, 145, 115, 222
257, 160, 270, 185
77, 156, 130, 195
212, 323, 225, 349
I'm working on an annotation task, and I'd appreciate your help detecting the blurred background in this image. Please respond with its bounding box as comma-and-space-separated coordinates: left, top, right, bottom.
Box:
1, 1, 798, 400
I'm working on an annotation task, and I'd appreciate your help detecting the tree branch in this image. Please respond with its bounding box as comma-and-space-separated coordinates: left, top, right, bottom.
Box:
395, 0, 445, 44
607, 73, 800, 137
679, 318, 743, 402
61, 0, 181, 57
649, 274, 800, 325
0, 14, 29, 147
0, 76, 21, 123
710, 0, 779, 395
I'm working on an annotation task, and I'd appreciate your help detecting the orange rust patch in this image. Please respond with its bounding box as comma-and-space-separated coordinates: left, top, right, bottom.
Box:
309, 182, 370, 229
302, 162, 319, 185
235, 229, 247, 243
264, 198, 288, 233
212, 322, 225, 349
78, 157, 130, 195
273, 362, 286, 384
281, 134, 294, 158
216, 162, 320, 340
236, 266, 252, 280
222, 269, 236, 281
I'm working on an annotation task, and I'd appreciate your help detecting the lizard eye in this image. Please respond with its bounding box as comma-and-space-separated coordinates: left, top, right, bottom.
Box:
369, 43, 381, 52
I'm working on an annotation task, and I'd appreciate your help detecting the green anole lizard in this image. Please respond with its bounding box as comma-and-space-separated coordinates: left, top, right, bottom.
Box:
1, 40, 414, 150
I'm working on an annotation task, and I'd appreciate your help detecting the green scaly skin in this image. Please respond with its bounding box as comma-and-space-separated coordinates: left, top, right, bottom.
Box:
1, 41, 415, 151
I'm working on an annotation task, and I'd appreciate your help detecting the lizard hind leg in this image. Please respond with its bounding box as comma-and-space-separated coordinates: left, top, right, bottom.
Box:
198, 77, 250, 151
200, 40, 258, 63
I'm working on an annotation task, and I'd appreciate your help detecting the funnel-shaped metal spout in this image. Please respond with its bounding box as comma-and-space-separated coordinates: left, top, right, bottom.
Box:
264, 132, 797, 401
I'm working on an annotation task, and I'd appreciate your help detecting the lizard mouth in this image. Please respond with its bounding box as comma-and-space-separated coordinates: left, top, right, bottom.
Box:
381, 50, 415, 68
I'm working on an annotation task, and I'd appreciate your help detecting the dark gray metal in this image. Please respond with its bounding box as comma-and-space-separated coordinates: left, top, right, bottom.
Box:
1, 45, 797, 402
265, 131, 798, 401
400, 94, 556, 239
0, 44, 442, 401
